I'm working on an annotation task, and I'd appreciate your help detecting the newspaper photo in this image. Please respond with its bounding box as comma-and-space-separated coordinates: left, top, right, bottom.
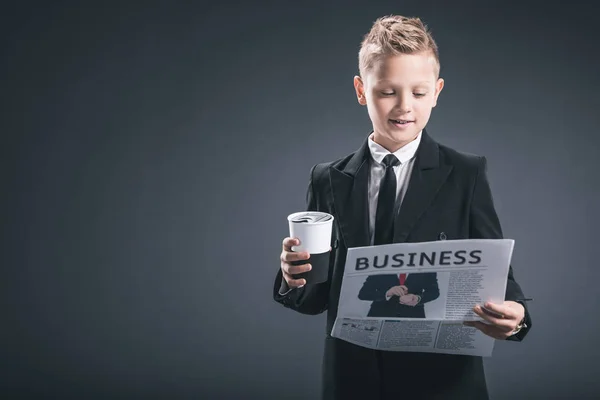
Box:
330, 239, 515, 357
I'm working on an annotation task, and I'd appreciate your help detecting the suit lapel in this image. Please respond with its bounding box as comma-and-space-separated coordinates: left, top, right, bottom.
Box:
330, 130, 453, 248
330, 137, 371, 249
393, 130, 453, 242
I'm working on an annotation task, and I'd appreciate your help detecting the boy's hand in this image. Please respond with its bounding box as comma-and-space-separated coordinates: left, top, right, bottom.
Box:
386, 285, 408, 298
464, 301, 525, 340
280, 237, 312, 288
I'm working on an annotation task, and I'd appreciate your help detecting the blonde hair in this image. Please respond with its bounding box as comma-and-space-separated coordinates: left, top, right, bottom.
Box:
358, 15, 440, 78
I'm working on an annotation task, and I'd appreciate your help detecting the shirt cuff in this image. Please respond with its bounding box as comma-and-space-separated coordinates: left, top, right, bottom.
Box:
278, 279, 296, 296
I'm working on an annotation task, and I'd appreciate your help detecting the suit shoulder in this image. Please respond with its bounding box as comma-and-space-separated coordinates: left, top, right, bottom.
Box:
437, 142, 486, 173
310, 151, 357, 180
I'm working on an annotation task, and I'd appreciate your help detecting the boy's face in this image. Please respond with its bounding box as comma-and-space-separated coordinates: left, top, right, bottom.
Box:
354, 51, 444, 152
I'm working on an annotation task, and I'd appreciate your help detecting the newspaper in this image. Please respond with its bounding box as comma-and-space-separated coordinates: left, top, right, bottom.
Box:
330, 239, 515, 357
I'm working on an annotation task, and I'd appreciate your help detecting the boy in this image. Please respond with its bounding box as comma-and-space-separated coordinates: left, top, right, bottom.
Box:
273, 15, 531, 399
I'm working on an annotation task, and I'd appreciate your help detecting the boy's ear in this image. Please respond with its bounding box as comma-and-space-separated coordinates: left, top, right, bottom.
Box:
353, 75, 367, 105
432, 78, 445, 108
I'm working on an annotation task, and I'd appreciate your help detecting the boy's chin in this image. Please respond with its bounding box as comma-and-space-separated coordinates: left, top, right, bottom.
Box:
386, 129, 421, 144
372, 129, 420, 152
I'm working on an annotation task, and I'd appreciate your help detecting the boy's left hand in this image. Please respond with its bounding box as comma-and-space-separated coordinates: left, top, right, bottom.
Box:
464, 301, 525, 340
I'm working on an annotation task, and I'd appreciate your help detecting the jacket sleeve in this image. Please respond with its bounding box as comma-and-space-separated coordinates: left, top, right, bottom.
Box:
272, 164, 331, 315
357, 275, 390, 302
416, 273, 440, 304
469, 156, 532, 341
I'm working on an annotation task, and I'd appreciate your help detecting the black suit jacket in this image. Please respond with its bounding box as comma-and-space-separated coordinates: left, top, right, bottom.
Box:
358, 273, 439, 318
273, 130, 532, 400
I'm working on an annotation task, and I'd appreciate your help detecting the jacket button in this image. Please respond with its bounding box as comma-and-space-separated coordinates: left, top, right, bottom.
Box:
439, 232, 447, 240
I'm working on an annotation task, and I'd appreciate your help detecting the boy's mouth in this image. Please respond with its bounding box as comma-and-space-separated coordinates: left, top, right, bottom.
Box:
389, 119, 414, 126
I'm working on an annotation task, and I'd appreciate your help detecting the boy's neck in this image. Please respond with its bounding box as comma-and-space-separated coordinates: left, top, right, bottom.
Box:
371, 131, 422, 153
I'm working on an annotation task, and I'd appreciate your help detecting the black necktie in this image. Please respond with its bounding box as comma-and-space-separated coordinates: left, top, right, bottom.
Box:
374, 154, 400, 245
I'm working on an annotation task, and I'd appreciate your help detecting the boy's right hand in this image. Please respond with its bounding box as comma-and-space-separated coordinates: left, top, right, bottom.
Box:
280, 237, 312, 288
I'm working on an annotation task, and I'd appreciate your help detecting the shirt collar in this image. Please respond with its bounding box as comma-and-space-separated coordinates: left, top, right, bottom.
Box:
367, 130, 422, 165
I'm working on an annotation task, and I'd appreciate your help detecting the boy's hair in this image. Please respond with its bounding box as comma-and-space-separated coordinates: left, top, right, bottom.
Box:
358, 15, 440, 78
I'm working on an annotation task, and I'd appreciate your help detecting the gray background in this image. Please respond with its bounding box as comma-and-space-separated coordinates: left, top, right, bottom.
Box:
2, 1, 599, 398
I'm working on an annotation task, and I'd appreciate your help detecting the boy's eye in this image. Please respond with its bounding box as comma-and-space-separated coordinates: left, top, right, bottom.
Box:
380, 92, 427, 97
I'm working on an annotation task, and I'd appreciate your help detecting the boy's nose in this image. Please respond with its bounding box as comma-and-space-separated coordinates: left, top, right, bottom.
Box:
394, 94, 412, 111
393, 102, 411, 114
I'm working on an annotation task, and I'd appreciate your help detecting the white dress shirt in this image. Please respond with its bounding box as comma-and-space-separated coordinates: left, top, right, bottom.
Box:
367, 131, 422, 245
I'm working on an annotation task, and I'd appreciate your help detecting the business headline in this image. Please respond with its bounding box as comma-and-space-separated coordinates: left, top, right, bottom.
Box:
354, 249, 484, 271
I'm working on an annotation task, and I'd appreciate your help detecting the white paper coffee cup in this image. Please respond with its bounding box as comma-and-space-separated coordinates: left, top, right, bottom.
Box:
287, 211, 334, 284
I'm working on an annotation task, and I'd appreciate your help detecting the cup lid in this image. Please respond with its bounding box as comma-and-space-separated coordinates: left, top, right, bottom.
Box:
288, 211, 333, 224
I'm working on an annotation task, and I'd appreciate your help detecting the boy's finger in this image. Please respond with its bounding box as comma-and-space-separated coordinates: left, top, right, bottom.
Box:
283, 272, 306, 288
282, 237, 300, 251
482, 302, 516, 320
283, 263, 312, 275
282, 251, 310, 263
287, 279, 306, 288
473, 306, 513, 331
